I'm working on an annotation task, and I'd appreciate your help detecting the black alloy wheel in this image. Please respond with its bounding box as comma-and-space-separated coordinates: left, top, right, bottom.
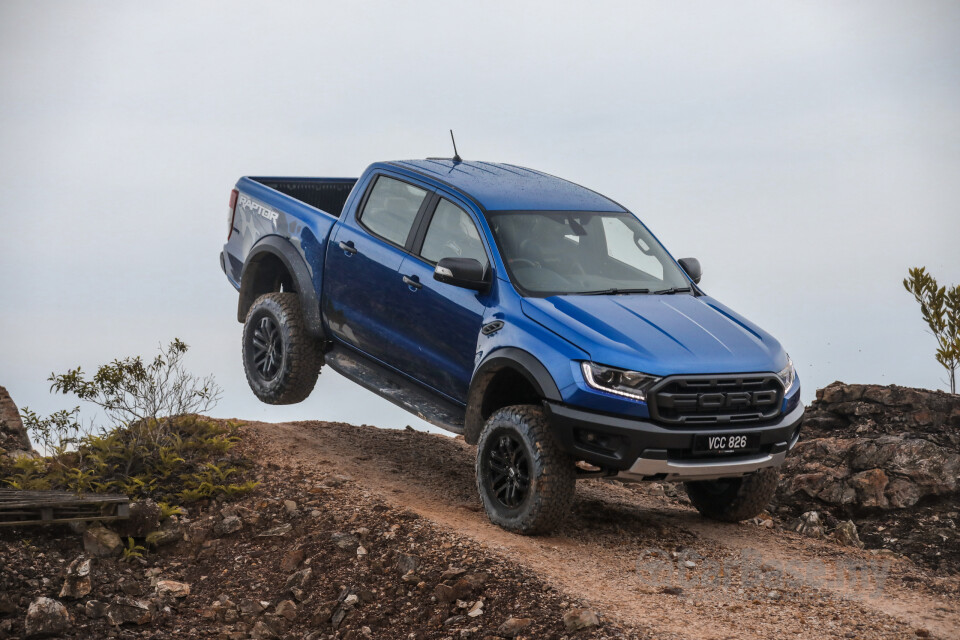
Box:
242, 292, 322, 405
485, 432, 532, 508
252, 315, 284, 380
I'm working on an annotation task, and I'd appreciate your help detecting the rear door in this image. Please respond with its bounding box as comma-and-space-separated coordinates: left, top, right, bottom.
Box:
324, 172, 433, 366
394, 194, 492, 402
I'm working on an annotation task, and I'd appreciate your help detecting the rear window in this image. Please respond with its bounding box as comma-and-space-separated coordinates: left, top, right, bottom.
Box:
359, 176, 428, 247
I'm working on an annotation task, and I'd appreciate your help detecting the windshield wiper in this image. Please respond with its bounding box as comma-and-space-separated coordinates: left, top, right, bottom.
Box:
653, 286, 692, 295
580, 288, 651, 295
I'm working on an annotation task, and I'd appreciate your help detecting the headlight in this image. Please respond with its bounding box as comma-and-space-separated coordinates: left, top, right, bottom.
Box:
777, 356, 795, 392
580, 362, 660, 401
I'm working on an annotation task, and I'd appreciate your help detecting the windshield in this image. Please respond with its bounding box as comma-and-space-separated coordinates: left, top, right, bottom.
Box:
487, 211, 692, 296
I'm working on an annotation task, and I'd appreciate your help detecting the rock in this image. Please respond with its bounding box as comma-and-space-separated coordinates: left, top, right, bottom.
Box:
24, 597, 69, 638
146, 520, 183, 547
215, 515, 243, 536
563, 608, 600, 632
59, 555, 92, 599
280, 547, 305, 571
257, 523, 293, 537
794, 511, 825, 538
467, 601, 484, 618
357, 545, 368, 557
885, 477, 922, 508
116, 500, 161, 538
156, 580, 191, 598
849, 469, 889, 508
0, 385, 32, 454
283, 500, 298, 515
239, 599, 268, 615
395, 553, 419, 575
285, 568, 313, 600
768, 590, 782, 600
105, 598, 152, 626
332, 532, 360, 551
249, 620, 278, 639
440, 567, 466, 581
275, 600, 297, 621
497, 617, 533, 637
84, 600, 107, 619
834, 520, 864, 548
0, 594, 17, 615
83, 525, 123, 557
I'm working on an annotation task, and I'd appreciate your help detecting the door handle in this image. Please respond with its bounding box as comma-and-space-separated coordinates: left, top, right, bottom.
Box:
338, 240, 357, 256
402, 275, 422, 291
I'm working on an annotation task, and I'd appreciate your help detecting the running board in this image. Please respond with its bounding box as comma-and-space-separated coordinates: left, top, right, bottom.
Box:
324, 347, 465, 435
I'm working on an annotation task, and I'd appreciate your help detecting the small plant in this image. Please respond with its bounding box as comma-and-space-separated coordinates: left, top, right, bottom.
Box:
122, 537, 146, 562
158, 502, 184, 520
47, 339, 222, 452
904, 267, 960, 394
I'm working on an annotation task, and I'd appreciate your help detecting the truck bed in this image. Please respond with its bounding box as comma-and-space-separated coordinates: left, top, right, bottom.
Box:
249, 177, 357, 217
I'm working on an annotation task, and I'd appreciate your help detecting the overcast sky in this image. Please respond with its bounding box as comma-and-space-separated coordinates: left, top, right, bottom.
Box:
1, 1, 958, 436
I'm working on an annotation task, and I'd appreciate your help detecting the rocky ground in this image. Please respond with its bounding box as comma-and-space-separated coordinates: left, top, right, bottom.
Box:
1, 382, 959, 639
0, 436, 630, 640
772, 382, 960, 574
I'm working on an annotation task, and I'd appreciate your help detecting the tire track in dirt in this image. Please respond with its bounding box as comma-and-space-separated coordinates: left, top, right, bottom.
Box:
247, 420, 960, 639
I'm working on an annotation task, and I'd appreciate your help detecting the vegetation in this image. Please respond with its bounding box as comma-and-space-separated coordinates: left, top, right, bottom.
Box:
904, 267, 960, 394
1, 340, 257, 510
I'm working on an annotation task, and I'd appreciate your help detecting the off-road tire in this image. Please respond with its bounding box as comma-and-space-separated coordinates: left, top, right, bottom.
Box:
684, 467, 780, 522
476, 405, 575, 535
242, 292, 322, 405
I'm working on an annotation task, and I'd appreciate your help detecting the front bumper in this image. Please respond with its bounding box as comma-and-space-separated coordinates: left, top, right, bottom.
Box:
544, 401, 803, 482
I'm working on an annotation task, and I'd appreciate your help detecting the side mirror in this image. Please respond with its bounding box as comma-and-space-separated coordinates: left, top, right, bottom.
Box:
678, 257, 701, 284
434, 257, 489, 291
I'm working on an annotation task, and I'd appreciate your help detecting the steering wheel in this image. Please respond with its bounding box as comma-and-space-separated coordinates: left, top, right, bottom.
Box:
510, 258, 539, 269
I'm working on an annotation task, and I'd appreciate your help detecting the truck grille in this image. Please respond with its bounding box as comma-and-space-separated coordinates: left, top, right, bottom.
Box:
647, 374, 783, 426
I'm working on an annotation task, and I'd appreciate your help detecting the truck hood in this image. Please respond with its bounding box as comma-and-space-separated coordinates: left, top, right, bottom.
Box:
521, 294, 788, 376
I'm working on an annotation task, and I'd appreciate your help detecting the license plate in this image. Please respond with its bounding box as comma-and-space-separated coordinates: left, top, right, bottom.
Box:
693, 433, 760, 454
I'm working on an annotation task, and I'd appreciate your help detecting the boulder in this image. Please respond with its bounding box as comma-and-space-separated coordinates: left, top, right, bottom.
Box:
156, 580, 191, 598
24, 598, 70, 638
563, 608, 600, 632
105, 598, 152, 626
497, 617, 533, 637
0, 385, 32, 455
59, 555, 92, 599
83, 525, 123, 557
834, 520, 864, 548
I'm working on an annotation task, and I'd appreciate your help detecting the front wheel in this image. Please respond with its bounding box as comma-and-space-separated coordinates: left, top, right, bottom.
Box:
242, 292, 322, 405
476, 405, 575, 535
684, 467, 779, 522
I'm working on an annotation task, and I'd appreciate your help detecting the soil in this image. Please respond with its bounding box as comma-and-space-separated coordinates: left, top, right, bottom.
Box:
241, 420, 960, 640
2, 418, 958, 639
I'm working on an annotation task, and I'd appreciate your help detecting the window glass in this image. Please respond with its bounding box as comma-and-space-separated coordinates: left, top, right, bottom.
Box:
602, 217, 663, 279
487, 211, 689, 295
420, 199, 488, 269
360, 176, 428, 246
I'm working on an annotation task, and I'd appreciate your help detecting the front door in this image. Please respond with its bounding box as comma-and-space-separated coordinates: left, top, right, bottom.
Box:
395, 196, 492, 402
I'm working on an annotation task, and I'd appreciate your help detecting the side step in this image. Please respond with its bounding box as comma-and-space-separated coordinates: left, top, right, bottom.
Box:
324, 347, 465, 435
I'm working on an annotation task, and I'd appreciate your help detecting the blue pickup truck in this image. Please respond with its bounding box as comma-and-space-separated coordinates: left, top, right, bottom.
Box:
220, 157, 803, 534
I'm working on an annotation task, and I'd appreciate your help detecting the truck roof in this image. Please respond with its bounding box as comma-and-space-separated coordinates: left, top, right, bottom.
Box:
389, 159, 625, 213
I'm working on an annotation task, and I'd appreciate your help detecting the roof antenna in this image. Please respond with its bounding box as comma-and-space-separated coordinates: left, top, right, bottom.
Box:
449, 129, 462, 163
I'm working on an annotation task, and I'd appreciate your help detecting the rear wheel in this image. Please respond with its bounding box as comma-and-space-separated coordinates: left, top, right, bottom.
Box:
242, 292, 322, 404
684, 467, 779, 522
476, 405, 575, 535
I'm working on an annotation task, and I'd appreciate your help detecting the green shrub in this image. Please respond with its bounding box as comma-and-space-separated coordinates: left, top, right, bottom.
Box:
1, 340, 257, 508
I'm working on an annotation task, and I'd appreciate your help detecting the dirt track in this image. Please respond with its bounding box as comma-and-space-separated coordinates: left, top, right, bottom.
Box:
246, 420, 960, 640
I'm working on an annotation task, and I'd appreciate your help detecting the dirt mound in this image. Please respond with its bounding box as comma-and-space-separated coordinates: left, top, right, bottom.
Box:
774, 382, 960, 574
0, 437, 630, 640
